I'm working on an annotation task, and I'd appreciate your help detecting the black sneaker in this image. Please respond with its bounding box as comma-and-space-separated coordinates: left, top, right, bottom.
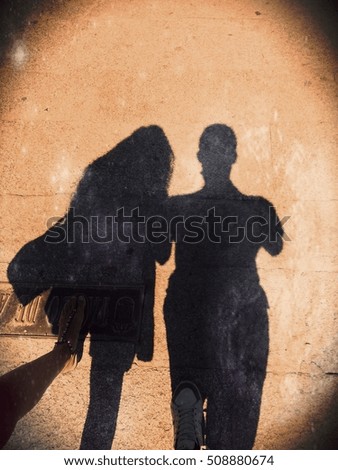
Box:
171, 381, 204, 450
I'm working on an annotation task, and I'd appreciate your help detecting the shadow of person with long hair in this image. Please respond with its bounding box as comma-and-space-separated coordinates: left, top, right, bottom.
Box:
7, 125, 173, 449
164, 124, 284, 449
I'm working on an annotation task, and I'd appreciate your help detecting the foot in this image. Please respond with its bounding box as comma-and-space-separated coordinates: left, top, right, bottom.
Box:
171, 381, 204, 450
55, 295, 86, 373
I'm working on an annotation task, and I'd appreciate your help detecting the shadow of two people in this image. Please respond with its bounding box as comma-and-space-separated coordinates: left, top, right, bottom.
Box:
7, 124, 283, 449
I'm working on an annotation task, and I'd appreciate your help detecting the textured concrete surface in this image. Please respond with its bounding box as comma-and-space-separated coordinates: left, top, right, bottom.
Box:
0, 0, 337, 449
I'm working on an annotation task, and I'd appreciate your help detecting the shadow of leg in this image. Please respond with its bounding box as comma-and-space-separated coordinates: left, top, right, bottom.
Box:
206, 369, 266, 450
80, 341, 134, 450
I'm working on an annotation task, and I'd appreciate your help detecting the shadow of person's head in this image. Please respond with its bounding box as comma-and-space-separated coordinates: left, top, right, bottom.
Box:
78, 125, 173, 206
197, 124, 237, 187
128, 125, 173, 198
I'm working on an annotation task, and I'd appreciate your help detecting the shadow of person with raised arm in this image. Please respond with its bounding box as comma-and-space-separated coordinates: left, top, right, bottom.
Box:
164, 124, 284, 449
7, 126, 173, 449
